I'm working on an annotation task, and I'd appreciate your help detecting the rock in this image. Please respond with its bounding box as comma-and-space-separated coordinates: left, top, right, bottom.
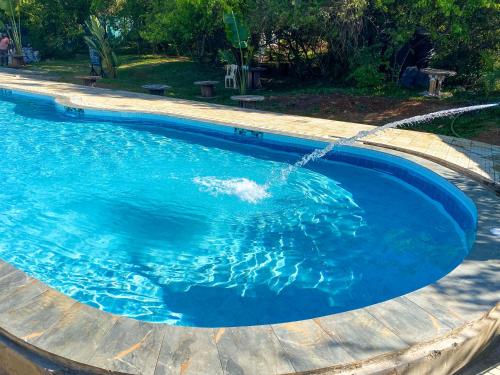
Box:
400, 66, 429, 89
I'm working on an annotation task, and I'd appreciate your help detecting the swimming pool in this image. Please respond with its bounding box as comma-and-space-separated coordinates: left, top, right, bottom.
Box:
0, 91, 477, 327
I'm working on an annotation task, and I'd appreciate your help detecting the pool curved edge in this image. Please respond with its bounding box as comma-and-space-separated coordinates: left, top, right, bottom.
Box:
0, 85, 497, 374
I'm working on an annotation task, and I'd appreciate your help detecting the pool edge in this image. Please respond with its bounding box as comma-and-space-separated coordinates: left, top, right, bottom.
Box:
0, 80, 498, 375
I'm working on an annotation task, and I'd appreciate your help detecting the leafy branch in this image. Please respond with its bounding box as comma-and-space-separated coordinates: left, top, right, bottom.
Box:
223, 10, 252, 94
84, 15, 118, 78
0, 0, 22, 55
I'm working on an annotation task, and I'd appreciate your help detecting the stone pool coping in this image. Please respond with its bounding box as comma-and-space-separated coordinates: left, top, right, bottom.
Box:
0, 76, 498, 375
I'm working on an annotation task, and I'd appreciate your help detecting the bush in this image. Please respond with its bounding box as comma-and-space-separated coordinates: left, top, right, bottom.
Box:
349, 64, 385, 88
141, 0, 239, 59
478, 51, 500, 96
348, 47, 387, 89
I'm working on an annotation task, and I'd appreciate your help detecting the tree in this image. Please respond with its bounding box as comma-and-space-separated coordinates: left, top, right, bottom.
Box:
244, 0, 367, 78
20, 0, 91, 57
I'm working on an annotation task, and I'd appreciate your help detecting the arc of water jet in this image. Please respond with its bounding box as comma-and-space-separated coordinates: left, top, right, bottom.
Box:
270, 103, 499, 186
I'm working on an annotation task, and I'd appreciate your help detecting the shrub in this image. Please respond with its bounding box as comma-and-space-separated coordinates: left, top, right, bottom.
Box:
348, 47, 387, 89
478, 51, 500, 96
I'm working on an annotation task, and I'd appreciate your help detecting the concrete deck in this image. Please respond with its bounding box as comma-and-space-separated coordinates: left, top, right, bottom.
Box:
0, 74, 498, 375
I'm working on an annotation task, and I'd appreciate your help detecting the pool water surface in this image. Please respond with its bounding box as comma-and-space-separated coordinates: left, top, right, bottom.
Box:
0, 94, 475, 327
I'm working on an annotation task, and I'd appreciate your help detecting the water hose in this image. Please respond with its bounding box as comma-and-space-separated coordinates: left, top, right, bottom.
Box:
450, 113, 464, 138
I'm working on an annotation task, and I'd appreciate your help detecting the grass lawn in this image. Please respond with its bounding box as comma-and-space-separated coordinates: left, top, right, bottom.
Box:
32, 54, 499, 144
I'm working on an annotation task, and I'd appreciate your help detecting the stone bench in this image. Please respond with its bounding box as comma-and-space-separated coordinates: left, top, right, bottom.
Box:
142, 84, 171, 96
230, 95, 265, 109
194, 80, 218, 98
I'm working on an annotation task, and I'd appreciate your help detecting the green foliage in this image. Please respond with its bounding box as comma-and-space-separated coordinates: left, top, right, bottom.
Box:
6, 0, 498, 96
349, 65, 383, 89
0, 0, 22, 55
84, 15, 119, 78
478, 51, 500, 96
372, 0, 500, 90
90, 0, 151, 51
223, 10, 252, 93
217, 48, 236, 65
20, 0, 90, 57
19, 0, 150, 58
223, 10, 249, 49
348, 46, 389, 89
244, 0, 367, 77
141, 0, 238, 58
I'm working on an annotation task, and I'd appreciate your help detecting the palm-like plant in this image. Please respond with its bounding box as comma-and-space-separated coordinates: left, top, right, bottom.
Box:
84, 15, 118, 78
0, 0, 22, 56
223, 10, 252, 94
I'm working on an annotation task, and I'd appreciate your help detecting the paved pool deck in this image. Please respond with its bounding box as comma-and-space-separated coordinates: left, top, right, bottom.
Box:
0, 73, 498, 375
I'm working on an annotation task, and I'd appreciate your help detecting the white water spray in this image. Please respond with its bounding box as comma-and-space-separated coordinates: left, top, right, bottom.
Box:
275, 103, 498, 184
195, 103, 498, 203
193, 176, 270, 203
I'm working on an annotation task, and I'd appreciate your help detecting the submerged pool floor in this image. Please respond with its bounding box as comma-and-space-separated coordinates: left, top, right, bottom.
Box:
0, 95, 472, 327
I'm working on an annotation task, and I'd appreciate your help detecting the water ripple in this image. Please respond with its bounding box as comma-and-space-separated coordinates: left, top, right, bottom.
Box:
0, 95, 471, 326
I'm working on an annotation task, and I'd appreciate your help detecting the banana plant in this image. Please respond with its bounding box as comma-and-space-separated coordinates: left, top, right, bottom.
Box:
223, 10, 252, 94
84, 15, 118, 78
0, 0, 22, 56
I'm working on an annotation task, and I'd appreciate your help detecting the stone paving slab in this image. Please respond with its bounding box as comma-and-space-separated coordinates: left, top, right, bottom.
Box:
365, 296, 453, 345
315, 309, 408, 360
89, 318, 166, 375
155, 327, 222, 375
215, 325, 295, 375
0, 290, 76, 343
404, 287, 468, 329
0, 75, 497, 375
0, 272, 48, 313
0, 262, 19, 280
271, 319, 353, 371
29, 303, 118, 364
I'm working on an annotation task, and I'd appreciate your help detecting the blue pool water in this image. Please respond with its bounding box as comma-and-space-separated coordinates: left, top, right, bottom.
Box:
0, 93, 476, 327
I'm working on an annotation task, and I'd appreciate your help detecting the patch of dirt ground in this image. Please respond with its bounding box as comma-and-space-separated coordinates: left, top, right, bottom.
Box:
265, 93, 499, 145
266, 93, 457, 125
471, 127, 500, 145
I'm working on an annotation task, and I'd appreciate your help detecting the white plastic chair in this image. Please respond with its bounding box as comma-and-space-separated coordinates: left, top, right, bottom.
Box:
225, 64, 238, 89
